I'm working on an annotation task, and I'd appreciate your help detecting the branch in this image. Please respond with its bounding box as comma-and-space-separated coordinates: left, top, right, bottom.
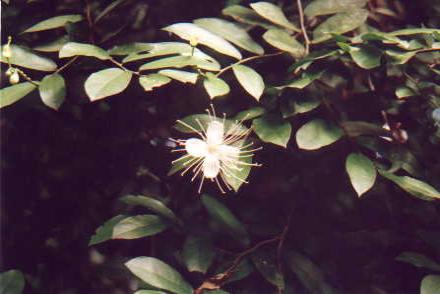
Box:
296, 0, 310, 55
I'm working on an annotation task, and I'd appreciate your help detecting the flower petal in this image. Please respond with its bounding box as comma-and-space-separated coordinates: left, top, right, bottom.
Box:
218, 144, 240, 163
207, 120, 224, 146
203, 155, 220, 178
185, 138, 208, 157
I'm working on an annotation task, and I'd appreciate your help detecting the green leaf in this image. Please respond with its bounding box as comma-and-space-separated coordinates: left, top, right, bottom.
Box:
112, 215, 167, 240
348, 45, 382, 69
232, 64, 264, 101
202, 194, 249, 245
89, 215, 126, 246
276, 70, 324, 90
339, 121, 387, 137
108, 42, 152, 56
421, 275, 440, 294
59, 42, 110, 60
163, 23, 242, 59
289, 50, 340, 72
223, 143, 254, 192
379, 171, 440, 201
282, 96, 321, 118
222, 5, 275, 29
312, 9, 369, 43
123, 42, 218, 64
296, 119, 343, 150
125, 257, 193, 294
263, 29, 305, 58
234, 107, 266, 121
85, 68, 132, 101
345, 153, 377, 197
174, 114, 248, 134
395, 85, 417, 98
182, 236, 215, 274
304, 0, 368, 17
385, 49, 416, 64
250, 2, 300, 32
158, 70, 198, 84
1, 45, 57, 71
139, 56, 220, 72
0, 270, 25, 294
120, 195, 181, 224
39, 74, 65, 110
390, 28, 440, 36
252, 115, 291, 147
194, 18, 264, 55
139, 74, 171, 91
23, 14, 83, 33
33, 36, 69, 52
0, 82, 37, 109
396, 252, 440, 272
135, 291, 167, 294
252, 250, 285, 289
203, 73, 230, 99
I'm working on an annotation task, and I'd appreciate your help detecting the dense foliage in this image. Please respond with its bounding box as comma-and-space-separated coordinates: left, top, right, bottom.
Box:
1, 0, 440, 293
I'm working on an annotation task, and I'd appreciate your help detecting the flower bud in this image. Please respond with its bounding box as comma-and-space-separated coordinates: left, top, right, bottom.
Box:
9, 71, 20, 84
189, 37, 198, 47
2, 44, 12, 59
5, 67, 14, 76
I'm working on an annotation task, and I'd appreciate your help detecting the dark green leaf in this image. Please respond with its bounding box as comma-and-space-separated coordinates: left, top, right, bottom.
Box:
421, 275, 440, 294
345, 153, 377, 197
348, 45, 382, 69
120, 195, 181, 224
0, 270, 25, 294
234, 107, 266, 121
276, 70, 324, 90
112, 215, 167, 240
0, 82, 37, 109
182, 236, 215, 273
39, 73, 65, 110
304, 0, 368, 17
89, 215, 126, 246
251, 250, 285, 289
222, 5, 275, 29
252, 114, 292, 147
296, 119, 343, 150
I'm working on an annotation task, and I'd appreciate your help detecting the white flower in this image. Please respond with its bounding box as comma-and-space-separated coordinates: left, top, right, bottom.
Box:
171, 107, 260, 193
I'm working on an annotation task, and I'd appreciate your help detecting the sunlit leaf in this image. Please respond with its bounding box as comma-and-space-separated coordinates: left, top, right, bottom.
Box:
395, 85, 417, 98
182, 236, 215, 274
421, 275, 440, 294
33, 36, 69, 52
139, 56, 220, 72
263, 29, 305, 58
112, 215, 167, 240
39, 73, 66, 110
304, 0, 368, 17
296, 119, 343, 150
250, 2, 300, 32
158, 69, 198, 84
385, 49, 416, 64
0, 82, 37, 109
108, 42, 152, 56
1, 45, 57, 71
139, 74, 171, 91
281, 96, 321, 118
89, 215, 126, 246
84, 68, 132, 101
312, 9, 369, 43
59, 42, 110, 60
202, 194, 249, 245
390, 28, 440, 36
125, 257, 193, 294
0, 269, 25, 294
23, 14, 83, 33
203, 73, 230, 99
232, 64, 264, 100
345, 153, 377, 197
379, 171, 440, 201
163, 23, 242, 59
194, 18, 264, 55
348, 45, 382, 69
222, 5, 275, 29
252, 114, 291, 147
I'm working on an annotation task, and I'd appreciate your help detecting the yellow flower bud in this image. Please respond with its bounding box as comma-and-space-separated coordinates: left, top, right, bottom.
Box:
189, 37, 198, 47
3, 44, 12, 59
5, 67, 14, 76
9, 71, 19, 84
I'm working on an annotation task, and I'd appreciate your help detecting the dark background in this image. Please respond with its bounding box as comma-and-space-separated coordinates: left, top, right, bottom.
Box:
1, 0, 440, 293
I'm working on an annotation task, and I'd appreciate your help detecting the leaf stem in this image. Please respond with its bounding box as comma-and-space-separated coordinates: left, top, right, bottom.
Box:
55, 56, 79, 74
296, 0, 310, 55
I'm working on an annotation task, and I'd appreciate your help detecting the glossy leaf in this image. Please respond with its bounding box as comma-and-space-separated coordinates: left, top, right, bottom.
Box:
112, 215, 167, 240
346, 153, 377, 197
379, 171, 440, 201
232, 64, 264, 101
263, 29, 305, 58
250, 2, 299, 32
158, 70, 198, 84
0, 269, 25, 294
23, 14, 82, 33
182, 236, 215, 274
202, 194, 249, 245
421, 275, 440, 294
304, 0, 368, 17
296, 119, 343, 150
222, 5, 275, 29
59, 42, 110, 60
139, 74, 171, 91
39, 74, 65, 110
252, 115, 291, 147
120, 195, 180, 224
194, 18, 264, 55
0, 82, 37, 109
203, 73, 230, 99
348, 45, 382, 69
395, 86, 417, 98
385, 49, 416, 64
84, 68, 132, 101
139, 56, 219, 72
108, 42, 152, 56
163, 23, 242, 59
1, 45, 57, 71
312, 9, 369, 43
125, 257, 193, 294
89, 215, 127, 246
33, 36, 69, 52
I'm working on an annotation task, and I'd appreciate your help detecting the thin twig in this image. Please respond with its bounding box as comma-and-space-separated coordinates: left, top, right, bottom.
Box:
85, 0, 95, 43
215, 52, 284, 77
296, 0, 310, 55
109, 58, 141, 76
55, 56, 79, 74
